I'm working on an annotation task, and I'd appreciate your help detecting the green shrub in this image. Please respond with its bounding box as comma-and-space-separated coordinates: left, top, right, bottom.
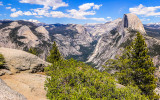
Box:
45, 58, 148, 100
28, 48, 38, 56
0, 54, 5, 69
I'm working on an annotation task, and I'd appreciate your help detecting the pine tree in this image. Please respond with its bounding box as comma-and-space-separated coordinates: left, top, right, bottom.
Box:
105, 32, 158, 99
131, 32, 157, 98
47, 41, 62, 63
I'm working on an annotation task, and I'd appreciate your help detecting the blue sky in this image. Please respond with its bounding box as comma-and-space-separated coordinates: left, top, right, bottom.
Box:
0, 0, 160, 24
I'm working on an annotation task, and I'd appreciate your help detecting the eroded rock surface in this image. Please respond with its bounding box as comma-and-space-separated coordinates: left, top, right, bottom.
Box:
87, 13, 160, 67
0, 78, 27, 100
0, 47, 50, 73
0, 73, 47, 100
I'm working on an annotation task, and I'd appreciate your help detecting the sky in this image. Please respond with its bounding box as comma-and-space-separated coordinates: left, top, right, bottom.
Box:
0, 0, 160, 24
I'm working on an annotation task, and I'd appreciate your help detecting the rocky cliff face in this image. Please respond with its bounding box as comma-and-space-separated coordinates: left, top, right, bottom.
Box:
0, 20, 95, 61
122, 13, 146, 34
1, 14, 160, 66
17, 25, 39, 47
87, 13, 160, 67
144, 23, 160, 39
35, 26, 50, 41
45, 24, 95, 61
84, 18, 122, 38
0, 20, 51, 60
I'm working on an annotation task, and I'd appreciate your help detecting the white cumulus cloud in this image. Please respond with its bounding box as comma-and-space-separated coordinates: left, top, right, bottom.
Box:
10, 2, 106, 22
79, 3, 102, 11
66, 3, 104, 21
10, 10, 23, 17
19, 0, 68, 10
6, 7, 16, 12
67, 9, 95, 19
23, 11, 34, 15
129, 4, 160, 16
32, 8, 50, 17
93, 4, 102, 10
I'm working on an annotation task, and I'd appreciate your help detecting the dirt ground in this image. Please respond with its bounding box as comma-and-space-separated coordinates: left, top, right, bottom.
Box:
0, 73, 47, 100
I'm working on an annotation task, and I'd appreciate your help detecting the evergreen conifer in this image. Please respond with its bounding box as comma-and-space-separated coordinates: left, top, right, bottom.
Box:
106, 32, 158, 99
131, 32, 157, 98
47, 41, 62, 63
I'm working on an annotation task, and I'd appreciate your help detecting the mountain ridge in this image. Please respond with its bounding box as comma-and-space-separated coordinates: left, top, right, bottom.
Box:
1, 14, 160, 67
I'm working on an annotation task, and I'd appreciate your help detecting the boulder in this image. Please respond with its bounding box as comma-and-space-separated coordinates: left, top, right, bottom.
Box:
0, 69, 12, 76
0, 47, 50, 73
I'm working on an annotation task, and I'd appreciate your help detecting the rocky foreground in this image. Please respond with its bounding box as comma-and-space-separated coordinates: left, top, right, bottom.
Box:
0, 47, 50, 100
0, 78, 27, 100
0, 73, 46, 100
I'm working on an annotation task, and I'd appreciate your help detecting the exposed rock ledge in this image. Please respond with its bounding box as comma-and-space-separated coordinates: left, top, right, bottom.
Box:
0, 73, 47, 100
0, 78, 27, 100
0, 47, 50, 73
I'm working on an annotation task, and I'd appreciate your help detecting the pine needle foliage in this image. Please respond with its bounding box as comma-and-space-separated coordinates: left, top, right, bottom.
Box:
105, 32, 158, 99
132, 32, 157, 98
47, 41, 62, 64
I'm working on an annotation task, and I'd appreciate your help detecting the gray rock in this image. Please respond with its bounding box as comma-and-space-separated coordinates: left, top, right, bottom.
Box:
17, 25, 39, 47
84, 18, 122, 38
51, 24, 94, 57
122, 13, 146, 34
0, 47, 50, 73
87, 13, 160, 67
35, 26, 49, 41
0, 78, 27, 100
0, 20, 51, 60
0, 69, 12, 76
0, 20, 94, 61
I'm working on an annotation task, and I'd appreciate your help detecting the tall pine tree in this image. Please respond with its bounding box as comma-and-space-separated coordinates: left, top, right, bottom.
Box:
106, 32, 158, 99
47, 41, 62, 63
131, 32, 157, 98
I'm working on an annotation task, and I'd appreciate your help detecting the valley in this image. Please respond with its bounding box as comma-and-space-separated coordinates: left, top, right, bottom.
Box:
1, 13, 160, 99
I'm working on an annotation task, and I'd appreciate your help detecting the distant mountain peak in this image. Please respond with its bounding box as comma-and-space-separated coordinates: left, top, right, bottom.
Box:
122, 13, 146, 33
